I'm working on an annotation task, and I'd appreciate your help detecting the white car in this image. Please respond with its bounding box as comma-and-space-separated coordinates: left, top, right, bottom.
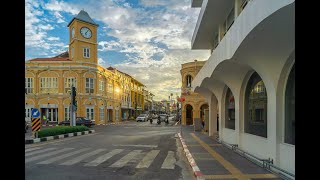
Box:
136, 114, 148, 122
159, 114, 168, 122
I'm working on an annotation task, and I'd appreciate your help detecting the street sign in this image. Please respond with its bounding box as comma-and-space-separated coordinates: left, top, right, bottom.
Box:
32, 118, 41, 132
31, 108, 40, 118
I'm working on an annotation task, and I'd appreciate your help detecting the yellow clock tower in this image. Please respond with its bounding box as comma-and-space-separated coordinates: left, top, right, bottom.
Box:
67, 10, 99, 64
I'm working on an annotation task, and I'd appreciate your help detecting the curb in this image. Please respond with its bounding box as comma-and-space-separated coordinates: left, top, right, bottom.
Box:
41, 121, 130, 127
25, 130, 95, 144
177, 133, 204, 180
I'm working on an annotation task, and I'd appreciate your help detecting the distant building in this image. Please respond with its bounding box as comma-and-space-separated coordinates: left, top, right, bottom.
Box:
180, 60, 208, 126
25, 10, 148, 124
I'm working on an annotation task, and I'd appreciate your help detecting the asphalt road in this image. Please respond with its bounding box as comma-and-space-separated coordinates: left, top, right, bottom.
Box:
25, 119, 195, 180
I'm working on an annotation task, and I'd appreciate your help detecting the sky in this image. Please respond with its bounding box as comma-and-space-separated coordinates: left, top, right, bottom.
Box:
25, 0, 210, 101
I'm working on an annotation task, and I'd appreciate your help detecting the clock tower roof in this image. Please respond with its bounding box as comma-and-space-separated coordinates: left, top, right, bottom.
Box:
67, 10, 99, 27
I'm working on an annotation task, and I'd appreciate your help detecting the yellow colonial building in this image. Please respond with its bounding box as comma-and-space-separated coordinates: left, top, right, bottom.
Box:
180, 60, 209, 127
25, 10, 147, 124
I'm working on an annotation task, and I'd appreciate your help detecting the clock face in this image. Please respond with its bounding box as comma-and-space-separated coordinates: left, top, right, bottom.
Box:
72, 28, 75, 38
80, 27, 92, 39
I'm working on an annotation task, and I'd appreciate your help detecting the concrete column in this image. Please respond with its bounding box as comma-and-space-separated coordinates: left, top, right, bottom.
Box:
209, 96, 218, 137
235, 0, 241, 17
58, 71, 64, 94
218, 24, 225, 42
204, 109, 209, 132
182, 110, 186, 125
58, 98, 64, 122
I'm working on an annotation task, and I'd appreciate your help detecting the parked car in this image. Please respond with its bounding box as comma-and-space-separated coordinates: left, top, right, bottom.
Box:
76, 117, 95, 127
136, 114, 148, 122
58, 120, 71, 126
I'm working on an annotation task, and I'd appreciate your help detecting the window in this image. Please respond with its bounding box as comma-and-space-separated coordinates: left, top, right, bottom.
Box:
40, 77, 58, 93
245, 72, 267, 138
107, 83, 113, 93
65, 77, 77, 93
213, 33, 219, 50
83, 48, 90, 58
186, 75, 192, 88
99, 108, 104, 121
285, 64, 295, 145
71, 47, 74, 58
85, 78, 94, 93
116, 110, 119, 121
226, 7, 235, 31
240, 0, 250, 11
225, 88, 235, 130
25, 77, 33, 94
99, 80, 105, 93
86, 107, 94, 120
64, 106, 70, 121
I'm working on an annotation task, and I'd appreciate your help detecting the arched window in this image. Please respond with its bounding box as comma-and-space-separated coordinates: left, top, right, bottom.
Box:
225, 88, 235, 130
285, 64, 295, 145
245, 72, 267, 138
186, 75, 192, 88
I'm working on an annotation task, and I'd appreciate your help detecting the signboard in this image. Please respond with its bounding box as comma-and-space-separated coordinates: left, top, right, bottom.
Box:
31, 108, 40, 118
31, 108, 41, 132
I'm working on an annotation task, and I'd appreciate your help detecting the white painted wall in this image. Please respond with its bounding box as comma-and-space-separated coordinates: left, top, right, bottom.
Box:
222, 128, 236, 144
279, 143, 295, 174
240, 133, 269, 159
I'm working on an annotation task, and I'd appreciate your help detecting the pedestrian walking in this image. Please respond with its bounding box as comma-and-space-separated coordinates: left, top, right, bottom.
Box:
43, 115, 48, 124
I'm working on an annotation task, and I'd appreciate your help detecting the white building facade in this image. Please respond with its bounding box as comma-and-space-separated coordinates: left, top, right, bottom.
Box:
190, 0, 295, 176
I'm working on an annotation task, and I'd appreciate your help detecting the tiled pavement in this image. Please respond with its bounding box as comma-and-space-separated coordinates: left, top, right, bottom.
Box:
179, 126, 283, 180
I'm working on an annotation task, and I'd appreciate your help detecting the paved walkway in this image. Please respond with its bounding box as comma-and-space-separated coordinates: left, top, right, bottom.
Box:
179, 126, 282, 180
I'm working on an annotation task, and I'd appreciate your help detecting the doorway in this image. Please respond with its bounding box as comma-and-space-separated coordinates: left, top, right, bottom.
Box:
186, 104, 193, 125
41, 108, 58, 123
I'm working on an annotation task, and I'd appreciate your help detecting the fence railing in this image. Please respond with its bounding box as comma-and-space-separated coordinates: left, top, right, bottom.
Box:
216, 137, 295, 180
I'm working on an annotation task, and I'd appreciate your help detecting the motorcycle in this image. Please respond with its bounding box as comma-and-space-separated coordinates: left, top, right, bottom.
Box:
165, 116, 169, 125
150, 118, 153, 124
157, 117, 161, 125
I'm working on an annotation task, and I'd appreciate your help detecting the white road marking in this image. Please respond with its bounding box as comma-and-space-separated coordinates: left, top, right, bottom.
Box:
85, 149, 124, 166
25, 147, 42, 153
25, 148, 74, 163
161, 151, 176, 169
60, 149, 106, 165
109, 150, 142, 168
113, 144, 158, 148
37, 148, 90, 164
25, 148, 57, 157
136, 150, 160, 168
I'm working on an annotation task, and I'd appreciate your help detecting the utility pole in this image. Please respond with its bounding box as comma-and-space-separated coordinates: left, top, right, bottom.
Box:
70, 86, 77, 126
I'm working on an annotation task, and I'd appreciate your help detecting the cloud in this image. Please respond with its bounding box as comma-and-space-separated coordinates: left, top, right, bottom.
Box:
98, 40, 122, 51
47, 37, 60, 41
25, 0, 210, 100
44, 0, 79, 15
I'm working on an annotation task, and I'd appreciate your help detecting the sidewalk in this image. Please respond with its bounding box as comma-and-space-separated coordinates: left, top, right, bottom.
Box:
178, 126, 282, 180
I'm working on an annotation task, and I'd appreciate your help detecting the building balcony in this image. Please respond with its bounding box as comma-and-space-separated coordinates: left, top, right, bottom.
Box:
192, 0, 203, 7
192, 0, 234, 49
192, 0, 295, 89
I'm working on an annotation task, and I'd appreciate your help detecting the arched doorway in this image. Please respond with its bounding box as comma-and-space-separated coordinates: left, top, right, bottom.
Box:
200, 104, 209, 121
200, 104, 209, 131
186, 104, 193, 125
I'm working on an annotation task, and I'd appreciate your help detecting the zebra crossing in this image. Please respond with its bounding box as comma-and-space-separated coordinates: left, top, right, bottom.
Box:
25, 146, 177, 170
